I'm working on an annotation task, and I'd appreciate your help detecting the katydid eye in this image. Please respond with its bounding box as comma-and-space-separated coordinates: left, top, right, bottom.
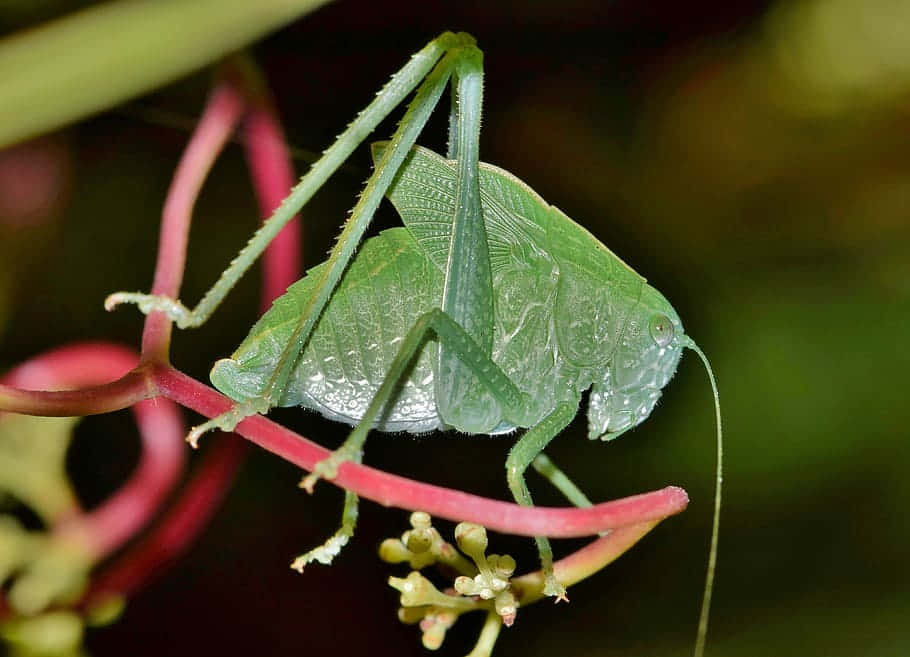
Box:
649, 313, 674, 347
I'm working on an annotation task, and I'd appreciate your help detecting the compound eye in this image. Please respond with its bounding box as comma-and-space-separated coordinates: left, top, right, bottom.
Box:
649, 313, 674, 347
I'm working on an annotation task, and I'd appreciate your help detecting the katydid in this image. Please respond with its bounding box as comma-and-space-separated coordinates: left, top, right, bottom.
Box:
106, 32, 723, 655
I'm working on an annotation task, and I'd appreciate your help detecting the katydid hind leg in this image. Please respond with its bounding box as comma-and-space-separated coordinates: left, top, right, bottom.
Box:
505, 402, 578, 601
105, 34, 467, 329
531, 453, 594, 509
179, 37, 490, 443
435, 43, 499, 433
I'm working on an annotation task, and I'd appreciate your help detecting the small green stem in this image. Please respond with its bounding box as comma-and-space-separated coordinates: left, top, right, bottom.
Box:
465, 611, 503, 657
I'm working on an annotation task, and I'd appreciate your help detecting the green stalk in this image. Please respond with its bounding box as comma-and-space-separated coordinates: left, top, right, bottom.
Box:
0, 0, 331, 147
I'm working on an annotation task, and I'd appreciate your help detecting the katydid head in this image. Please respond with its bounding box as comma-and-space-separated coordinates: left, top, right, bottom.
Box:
587, 283, 685, 440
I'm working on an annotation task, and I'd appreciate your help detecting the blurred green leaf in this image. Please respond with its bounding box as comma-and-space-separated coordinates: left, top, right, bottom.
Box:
0, 0, 331, 147
0, 414, 80, 524
1, 610, 85, 657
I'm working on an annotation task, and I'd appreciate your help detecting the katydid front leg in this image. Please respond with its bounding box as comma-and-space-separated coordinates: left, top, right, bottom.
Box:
506, 403, 579, 601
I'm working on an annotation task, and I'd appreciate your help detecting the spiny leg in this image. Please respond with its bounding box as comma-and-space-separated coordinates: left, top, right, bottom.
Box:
505, 402, 578, 601
106, 33, 468, 329
296, 306, 528, 581
531, 453, 593, 509
435, 40, 496, 431
113, 34, 486, 444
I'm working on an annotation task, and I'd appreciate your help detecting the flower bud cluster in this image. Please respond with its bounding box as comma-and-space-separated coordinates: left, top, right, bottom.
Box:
380, 512, 520, 653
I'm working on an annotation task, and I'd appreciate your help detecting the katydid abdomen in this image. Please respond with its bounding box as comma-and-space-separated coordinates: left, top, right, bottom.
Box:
210, 145, 685, 440
212, 227, 449, 432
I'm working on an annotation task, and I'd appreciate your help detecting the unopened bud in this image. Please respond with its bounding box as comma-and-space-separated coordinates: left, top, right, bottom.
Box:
495, 590, 518, 627
454, 523, 488, 558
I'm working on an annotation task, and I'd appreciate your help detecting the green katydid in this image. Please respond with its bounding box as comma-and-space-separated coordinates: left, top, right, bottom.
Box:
106, 32, 723, 654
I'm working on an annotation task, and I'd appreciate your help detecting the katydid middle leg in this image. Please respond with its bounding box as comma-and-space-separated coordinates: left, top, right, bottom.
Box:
298, 305, 578, 599
290, 44, 582, 597
300, 308, 532, 489
532, 454, 594, 509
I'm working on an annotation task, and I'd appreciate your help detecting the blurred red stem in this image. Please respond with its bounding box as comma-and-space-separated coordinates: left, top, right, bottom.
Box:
140, 82, 245, 361
84, 434, 247, 606
0, 373, 152, 416
242, 82, 302, 304
83, 67, 303, 600
514, 520, 663, 605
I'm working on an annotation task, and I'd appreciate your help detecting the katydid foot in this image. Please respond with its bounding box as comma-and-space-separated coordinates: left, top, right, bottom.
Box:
105, 292, 197, 328
186, 397, 271, 448
543, 572, 569, 603
299, 445, 362, 493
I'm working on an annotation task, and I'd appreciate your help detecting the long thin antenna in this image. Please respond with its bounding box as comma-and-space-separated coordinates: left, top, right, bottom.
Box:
684, 336, 723, 657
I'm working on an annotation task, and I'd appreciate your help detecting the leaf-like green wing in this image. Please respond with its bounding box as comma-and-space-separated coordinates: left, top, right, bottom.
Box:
371, 143, 552, 276
374, 144, 585, 425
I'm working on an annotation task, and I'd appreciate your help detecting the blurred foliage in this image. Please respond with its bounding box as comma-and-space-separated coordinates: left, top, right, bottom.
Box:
0, 0, 329, 147
0, 413, 98, 657
1, 611, 86, 657
0, 414, 80, 524
0, 0, 908, 656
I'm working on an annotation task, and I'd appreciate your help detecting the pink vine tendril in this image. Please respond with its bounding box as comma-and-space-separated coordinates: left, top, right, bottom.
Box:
0, 58, 688, 614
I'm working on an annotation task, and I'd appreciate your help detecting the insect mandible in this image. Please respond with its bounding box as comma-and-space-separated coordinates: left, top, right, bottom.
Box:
107, 31, 723, 654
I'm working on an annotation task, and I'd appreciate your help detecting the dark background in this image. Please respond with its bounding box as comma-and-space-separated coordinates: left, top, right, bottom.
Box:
1, 1, 908, 655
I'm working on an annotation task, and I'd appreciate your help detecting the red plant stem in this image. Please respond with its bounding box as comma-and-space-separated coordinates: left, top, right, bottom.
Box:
1, 343, 185, 561
0, 374, 152, 416
140, 82, 246, 361
0, 344, 150, 418
59, 398, 185, 560
84, 434, 247, 606
2, 353, 684, 546
153, 364, 689, 538
243, 89, 302, 304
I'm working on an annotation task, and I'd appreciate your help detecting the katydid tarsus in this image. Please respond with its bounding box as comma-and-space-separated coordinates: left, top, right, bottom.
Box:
106, 32, 723, 655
